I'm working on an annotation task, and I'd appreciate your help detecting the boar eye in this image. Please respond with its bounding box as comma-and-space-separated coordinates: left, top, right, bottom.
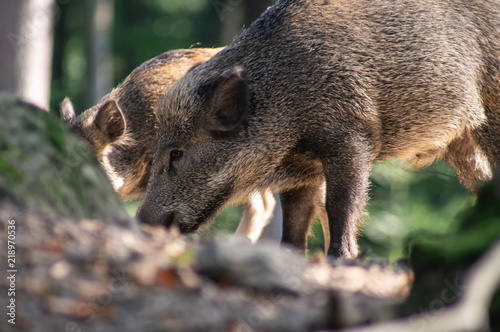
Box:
170, 149, 183, 161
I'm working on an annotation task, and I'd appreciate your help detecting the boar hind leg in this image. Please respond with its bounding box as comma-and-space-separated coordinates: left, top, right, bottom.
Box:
280, 185, 323, 252
322, 143, 373, 258
235, 189, 276, 243
445, 131, 492, 193
316, 206, 330, 256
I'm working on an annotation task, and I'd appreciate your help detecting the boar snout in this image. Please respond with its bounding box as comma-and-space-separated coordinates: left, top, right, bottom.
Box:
136, 202, 176, 227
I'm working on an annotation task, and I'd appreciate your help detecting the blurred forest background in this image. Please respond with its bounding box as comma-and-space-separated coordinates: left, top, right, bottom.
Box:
0, 0, 475, 260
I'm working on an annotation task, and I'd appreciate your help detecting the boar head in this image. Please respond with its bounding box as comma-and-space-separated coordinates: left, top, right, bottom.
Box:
136, 66, 253, 231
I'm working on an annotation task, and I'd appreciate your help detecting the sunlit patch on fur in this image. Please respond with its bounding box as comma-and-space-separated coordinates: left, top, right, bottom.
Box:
110, 133, 137, 148
100, 145, 125, 192
112, 176, 125, 191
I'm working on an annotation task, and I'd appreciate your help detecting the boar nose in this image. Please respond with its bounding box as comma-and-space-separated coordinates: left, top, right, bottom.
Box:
136, 204, 155, 225
136, 200, 163, 225
136, 204, 176, 227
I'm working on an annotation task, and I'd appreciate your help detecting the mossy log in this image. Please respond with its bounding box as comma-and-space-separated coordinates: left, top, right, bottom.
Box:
0, 92, 132, 226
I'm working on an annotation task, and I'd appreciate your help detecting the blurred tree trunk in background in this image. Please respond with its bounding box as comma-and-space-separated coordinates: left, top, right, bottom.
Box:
85, 0, 114, 107
217, 1, 245, 44
218, 0, 275, 45
0, 0, 54, 110
243, 0, 274, 27
0, 1, 22, 95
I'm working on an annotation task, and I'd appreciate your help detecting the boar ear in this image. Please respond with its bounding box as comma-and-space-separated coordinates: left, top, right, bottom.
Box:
60, 97, 76, 124
94, 99, 126, 143
209, 66, 248, 132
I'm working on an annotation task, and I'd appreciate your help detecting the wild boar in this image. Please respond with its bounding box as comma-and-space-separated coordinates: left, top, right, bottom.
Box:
137, 0, 500, 257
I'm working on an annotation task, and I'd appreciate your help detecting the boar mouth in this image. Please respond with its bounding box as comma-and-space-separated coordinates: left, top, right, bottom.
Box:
166, 185, 234, 234
173, 204, 222, 234
163, 211, 176, 228
165, 211, 204, 233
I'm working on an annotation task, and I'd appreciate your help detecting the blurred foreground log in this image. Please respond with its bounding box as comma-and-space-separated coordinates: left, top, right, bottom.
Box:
0, 93, 498, 331
0, 92, 132, 226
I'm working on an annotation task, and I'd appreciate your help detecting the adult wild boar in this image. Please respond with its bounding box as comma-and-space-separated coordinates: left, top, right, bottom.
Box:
60, 48, 287, 243
137, 0, 500, 257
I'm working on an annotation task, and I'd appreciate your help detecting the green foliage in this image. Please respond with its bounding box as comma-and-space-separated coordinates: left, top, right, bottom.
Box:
307, 218, 325, 256
399, 173, 500, 321
362, 160, 474, 259
198, 205, 243, 237
124, 198, 142, 217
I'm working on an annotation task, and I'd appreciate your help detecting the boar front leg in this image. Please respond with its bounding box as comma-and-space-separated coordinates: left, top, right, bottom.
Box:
280, 184, 324, 252
322, 144, 373, 258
